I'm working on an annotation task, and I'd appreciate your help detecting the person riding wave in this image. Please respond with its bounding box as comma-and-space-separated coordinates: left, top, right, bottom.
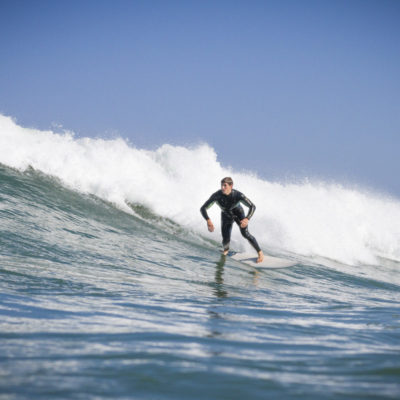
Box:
200, 177, 264, 263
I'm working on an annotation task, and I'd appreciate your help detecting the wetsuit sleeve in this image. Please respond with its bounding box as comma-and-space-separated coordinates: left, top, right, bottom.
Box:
200, 192, 218, 220
239, 192, 256, 220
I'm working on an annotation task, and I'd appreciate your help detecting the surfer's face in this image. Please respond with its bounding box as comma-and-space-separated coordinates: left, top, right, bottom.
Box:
221, 183, 232, 195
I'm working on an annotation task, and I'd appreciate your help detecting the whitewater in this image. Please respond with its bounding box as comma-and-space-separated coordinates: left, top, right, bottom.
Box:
1, 114, 400, 399
1, 114, 400, 267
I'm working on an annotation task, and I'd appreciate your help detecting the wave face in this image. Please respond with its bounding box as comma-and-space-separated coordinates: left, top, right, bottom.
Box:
1, 114, 400, 266
1, 139, 400, 399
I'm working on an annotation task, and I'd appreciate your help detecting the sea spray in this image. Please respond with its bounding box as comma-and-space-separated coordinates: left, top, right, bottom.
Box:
1, 114, 400, 266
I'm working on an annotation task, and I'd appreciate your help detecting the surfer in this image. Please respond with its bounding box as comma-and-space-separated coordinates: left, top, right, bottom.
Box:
200, 177, 264, 263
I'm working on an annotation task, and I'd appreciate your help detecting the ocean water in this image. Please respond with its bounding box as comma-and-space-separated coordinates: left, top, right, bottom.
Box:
1, 115, 400, 399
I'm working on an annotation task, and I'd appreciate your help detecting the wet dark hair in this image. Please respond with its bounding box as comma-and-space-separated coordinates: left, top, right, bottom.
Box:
221, 177, 233, 186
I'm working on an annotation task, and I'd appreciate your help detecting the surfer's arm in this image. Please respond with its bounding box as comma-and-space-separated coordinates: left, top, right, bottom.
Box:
239, 193, 256, 220
200, 193, 218, 232
200, 193, 217, 221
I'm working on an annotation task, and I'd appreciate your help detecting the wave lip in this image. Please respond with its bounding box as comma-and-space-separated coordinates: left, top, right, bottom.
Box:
1, 114, 400, 266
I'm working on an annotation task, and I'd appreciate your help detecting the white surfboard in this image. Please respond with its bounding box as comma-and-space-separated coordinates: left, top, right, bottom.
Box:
230, 252, 297, 269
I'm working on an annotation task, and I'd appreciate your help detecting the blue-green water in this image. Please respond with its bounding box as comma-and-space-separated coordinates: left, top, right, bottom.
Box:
1, 164, 400, 399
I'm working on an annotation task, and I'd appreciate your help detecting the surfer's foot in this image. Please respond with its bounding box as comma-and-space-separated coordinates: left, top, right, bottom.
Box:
256, 251, 264, 263
222, 249, 229, 256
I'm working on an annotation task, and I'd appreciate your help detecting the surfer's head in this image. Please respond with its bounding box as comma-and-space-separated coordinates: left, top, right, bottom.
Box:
221, 177, 233, 195
221, 177, 233, 186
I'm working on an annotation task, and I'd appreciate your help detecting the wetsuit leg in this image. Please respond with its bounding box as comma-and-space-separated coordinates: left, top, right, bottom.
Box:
221, 212, 234, 251
232, 206, 262, 253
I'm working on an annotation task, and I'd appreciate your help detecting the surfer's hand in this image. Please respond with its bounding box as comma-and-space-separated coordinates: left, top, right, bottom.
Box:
207, 219, 214, 232
240, 218, 249, 228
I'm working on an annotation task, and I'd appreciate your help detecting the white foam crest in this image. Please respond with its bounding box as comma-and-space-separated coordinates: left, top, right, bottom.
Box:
1, 114, 400, 266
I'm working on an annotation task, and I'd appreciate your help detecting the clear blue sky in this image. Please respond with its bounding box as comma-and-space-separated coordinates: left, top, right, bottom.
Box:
1, 0, 399, 196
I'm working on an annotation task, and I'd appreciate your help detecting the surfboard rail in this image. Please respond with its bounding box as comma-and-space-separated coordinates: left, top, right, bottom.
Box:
230, 252, 296, 269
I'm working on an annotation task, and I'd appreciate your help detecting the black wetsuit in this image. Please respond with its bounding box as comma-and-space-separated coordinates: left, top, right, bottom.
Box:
200, 189, 261, 252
